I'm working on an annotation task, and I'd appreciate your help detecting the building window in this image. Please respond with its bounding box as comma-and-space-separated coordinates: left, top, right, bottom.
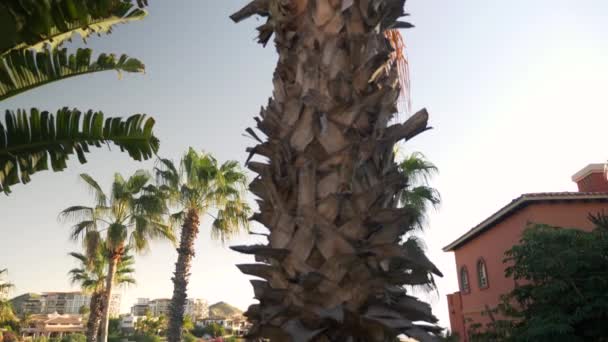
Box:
460, 266, 470, 294
477, 258, 489, 289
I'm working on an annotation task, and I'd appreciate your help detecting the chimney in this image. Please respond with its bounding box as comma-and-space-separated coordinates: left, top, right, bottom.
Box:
571, 163, 608, 192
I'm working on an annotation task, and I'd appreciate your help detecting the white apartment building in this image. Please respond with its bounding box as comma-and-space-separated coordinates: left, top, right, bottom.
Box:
12, 292, 121, 316
185, 298, 208, 319
0, 282, 9, 300
149, 298, 171, 317
131, 298, 208, 318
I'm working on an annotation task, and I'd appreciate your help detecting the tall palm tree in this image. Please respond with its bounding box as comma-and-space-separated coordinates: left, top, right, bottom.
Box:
61, 171, 175, 342
0, 1, 159, 194
155, 148, 250, 342
230, 0, 442, 341
68, 248, 136, 342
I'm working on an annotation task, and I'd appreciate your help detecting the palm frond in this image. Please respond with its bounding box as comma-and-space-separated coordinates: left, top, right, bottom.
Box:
68, 252, 88, 264
0, 108, 159, 194
126, 170, 151, 193
0, 1, 147, 56
58, 205, 94, 223
212, 198, 251, 243
398, 152, 438, 185
0, 48, 145, 101
80, 174, 108, 207
155, 157, 180, 188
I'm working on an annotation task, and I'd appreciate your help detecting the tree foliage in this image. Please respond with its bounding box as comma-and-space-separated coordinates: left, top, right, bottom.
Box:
0, 0, 158, 195
470, 213, 608, 341
0, 109, 158, 194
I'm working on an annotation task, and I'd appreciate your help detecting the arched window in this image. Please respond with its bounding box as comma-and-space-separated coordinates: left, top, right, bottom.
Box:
460, 266, 470, 293
477, 258, 489, 289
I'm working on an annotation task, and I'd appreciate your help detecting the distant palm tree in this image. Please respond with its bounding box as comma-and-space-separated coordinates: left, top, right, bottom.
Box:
155, 148, 250, 342
396, 152, 440, 231
68, 248, 136, 342
0, 269, 13, 295
61, 171, 175, 342
0, 269, 16, 324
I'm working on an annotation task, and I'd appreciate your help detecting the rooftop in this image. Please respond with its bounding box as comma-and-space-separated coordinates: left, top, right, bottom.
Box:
442, 192, 608, 251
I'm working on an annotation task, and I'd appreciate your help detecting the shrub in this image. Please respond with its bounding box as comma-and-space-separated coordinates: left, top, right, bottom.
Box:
191, 326, 206, 338
1, 331, 17, 342
183, 333, 197, 342
61, 333, 86, 342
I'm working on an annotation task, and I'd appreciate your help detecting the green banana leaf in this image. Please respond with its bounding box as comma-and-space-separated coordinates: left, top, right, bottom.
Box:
0, 0, 147, 56
0, 108, 159, 194
0, 47, 145, 101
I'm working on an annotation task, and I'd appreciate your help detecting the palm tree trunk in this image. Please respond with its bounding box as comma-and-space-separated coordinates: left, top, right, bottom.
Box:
86, 292, 104, 342
230, 1, 442, 341
167, 209, 200, 342
100, 256, 118, 342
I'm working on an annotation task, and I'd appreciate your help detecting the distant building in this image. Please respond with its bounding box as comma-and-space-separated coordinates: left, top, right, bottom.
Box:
131, 298, 150, 316
119, 314, 143, 334
11, 293, 43, 315
131, 298, 208, 319
11, 292, 121, 317
0, 282, 9, 300
20, 313, 85, 339
196, 315, 249, 336
149, 298, 171, 317
443, 163, 608, 341
185, 298, 208, 319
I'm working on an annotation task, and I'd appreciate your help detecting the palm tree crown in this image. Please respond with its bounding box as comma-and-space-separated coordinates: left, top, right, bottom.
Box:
156, 148, 250, 242
396, 152, 440, 231
68, 248, 136, 293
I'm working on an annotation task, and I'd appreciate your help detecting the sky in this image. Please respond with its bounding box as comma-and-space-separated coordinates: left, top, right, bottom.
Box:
1, 0, 608, 330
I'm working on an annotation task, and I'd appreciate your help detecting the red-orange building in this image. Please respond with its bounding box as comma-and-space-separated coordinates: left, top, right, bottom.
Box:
443, 164, 608, 341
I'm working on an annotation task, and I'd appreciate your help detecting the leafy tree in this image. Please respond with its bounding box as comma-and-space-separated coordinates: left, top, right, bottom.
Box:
470, 214, 608, 341
155, 149, 250, 342
190, 325, 206, 338
203, 323, 225, 338
182, 315, 195, 333
0, 1, 159, 194
61, 171, 174, 342
68, 248, 135, 342
230, 0, 442, 340
135, 313, 167, 337
108, 317, 122, 337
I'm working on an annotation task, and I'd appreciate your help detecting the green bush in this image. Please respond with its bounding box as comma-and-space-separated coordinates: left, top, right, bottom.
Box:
132, 334, 161, 342
61, 333, 86, 342
182, 333, 197, 342
191, 326, 206, 338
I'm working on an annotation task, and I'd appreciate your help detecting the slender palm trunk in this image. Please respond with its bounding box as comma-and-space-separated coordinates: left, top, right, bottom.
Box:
100, 256, 118, 342
231, 0, 441, 341
167, 209, 200, 342
86, 292, 104, 342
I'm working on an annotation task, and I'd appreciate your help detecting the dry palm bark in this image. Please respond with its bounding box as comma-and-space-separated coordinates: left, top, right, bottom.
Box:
231, 0, 442, 341
87, 292, 105, 342
167, 209, 200, 342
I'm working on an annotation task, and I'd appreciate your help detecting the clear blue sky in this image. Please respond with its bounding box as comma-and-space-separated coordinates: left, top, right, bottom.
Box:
1, 0, 607, 329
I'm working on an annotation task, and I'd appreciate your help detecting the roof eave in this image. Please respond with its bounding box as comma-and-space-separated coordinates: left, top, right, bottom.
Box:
442, 193, 608, 252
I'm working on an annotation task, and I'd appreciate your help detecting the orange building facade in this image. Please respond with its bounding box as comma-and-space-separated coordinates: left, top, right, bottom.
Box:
443, 164, 608, 341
